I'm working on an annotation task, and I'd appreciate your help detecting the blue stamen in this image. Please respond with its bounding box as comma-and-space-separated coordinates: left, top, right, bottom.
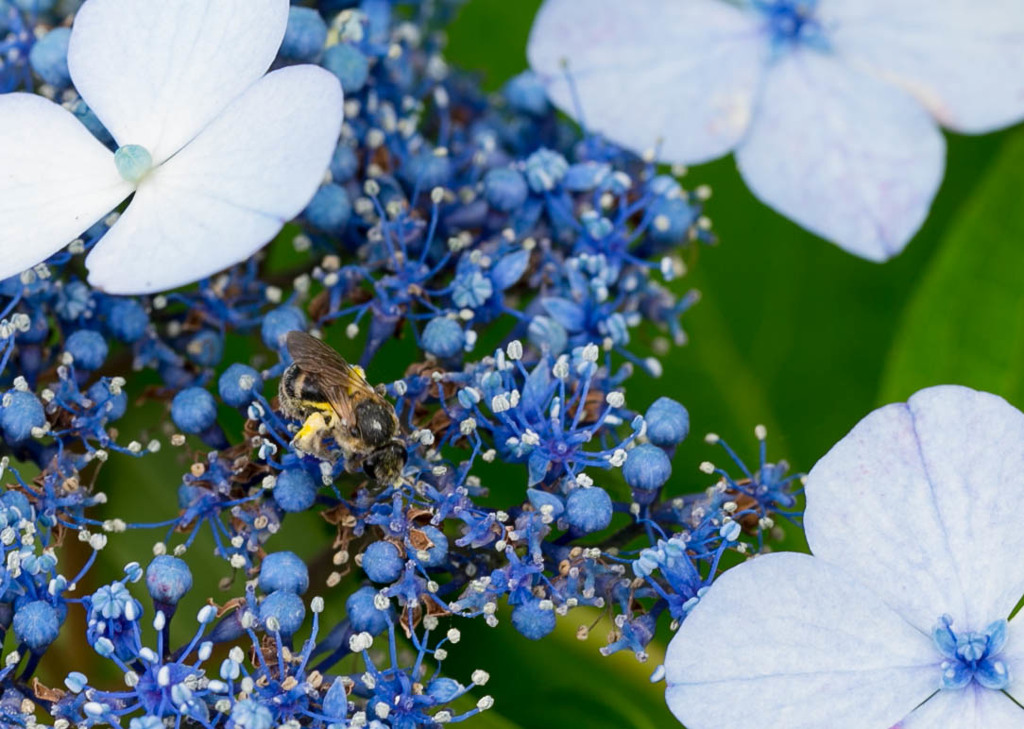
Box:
932, 615, 1011, 691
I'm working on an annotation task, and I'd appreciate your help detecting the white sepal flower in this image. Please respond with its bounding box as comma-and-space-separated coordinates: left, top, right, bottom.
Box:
529, 0, 1024, 261
0, 0, 343, 293
665, 385, 1024, 729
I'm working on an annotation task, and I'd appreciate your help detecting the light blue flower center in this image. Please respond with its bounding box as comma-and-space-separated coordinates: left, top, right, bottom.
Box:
114, 144, 153, 184
932, 615, 1011, 691
752, 0, 826, 50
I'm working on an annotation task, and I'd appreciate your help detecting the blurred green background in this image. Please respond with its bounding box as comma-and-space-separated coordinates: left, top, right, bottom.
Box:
45, 2, 1024, 728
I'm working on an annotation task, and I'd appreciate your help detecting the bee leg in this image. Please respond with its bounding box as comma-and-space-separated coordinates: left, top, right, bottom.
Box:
342, 453, 364, 474
292, 412, 331, 458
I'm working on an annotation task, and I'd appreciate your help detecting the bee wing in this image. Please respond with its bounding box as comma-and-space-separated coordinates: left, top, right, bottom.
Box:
284, 331, 378, 425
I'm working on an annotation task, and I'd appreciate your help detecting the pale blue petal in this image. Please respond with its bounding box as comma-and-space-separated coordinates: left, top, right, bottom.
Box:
899, 684, 1024, 729
735, 48, 944, 261
665, 552, 936, 729
805, 386, 1024, 634
822, 0, 1024, 134
0, 94, 133, 282
68, 0, 289, 164
86, 66, 342, 294
527, 0, 767, 164
996, 612, 1024, 705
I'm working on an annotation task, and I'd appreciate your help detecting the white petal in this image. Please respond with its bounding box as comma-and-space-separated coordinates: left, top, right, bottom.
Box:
665, 553, 937, 729
805, 385, 1024, 634
735, 49, 944, 262
68, 0, 288, 164
899, 685, 1024, 729
0, 93, 132, 281
997, 612, 1024, 709
86, 66, 342, 294
527, 0, 767, 164
822, 0, 1024, 134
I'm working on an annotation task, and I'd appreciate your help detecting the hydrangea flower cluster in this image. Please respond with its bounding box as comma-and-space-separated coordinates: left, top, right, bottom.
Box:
0, 0, 800, 726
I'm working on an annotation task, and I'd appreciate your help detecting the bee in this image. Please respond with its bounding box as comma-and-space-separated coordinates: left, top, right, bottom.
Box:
279, 331, 406, 489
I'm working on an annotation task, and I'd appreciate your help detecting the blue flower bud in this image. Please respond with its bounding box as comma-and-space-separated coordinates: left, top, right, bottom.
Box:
403, 150, 452, 190
304, 183, 352, 235
261, 306, 305, 349
13, 600, 60, 652
145, 555, 193, 607
511, 598, 556, 640
170, 388, 217, 434
218, 363, 263, 407
483, 167, 529, 213
29, 27, 71, 87
259, 551, 309, 595
422, 317, 465, 359
186, 330, 223, 367
87, 380, 127, 421
105, 298, 149, 342
330, 144, 359, 182
322, 43, 369, 93
563, 162, 611, 192
644, 397, 689, 446
623, 443, 672, 496
524, 148, 569, 193
259, 590, 306, 636
407, 525, 448, 568
649, 175, 682, 197
129, 718, 163, 729
1, 489, 32, 522
1, 390, 46, 443
346, 585, 391, 635
648, 196, 696, 245
451, 270, 493, 309
230, 698, 274, 729
65, 329, 108, 370
361, 540, 404, 583
503, 71, 549, 116
281, 7, 327, 61
273, 467, 318, 513
565, 486, 612, 533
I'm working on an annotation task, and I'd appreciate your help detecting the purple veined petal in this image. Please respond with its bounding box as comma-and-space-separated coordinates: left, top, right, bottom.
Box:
735, 48, 944, 261
898, 683, 1024, 728
527, 0, 768, 165
68, 0, 289, 165
821, 0, 1024, 134
665, 552, 937, 729
805, 386, 1024, 635
86, 66, 343, 294
0, 93, 133, 282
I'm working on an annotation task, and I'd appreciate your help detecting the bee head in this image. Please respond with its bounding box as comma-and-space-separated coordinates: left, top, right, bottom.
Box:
355, 401, 395, 448
363, 442, 407, 488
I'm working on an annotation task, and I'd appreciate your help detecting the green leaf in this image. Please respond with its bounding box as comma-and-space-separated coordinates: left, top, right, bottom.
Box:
881, 128, 1024, 405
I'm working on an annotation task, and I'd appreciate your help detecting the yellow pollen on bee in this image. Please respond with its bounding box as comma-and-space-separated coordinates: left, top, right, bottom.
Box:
295, 411, 330, 442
